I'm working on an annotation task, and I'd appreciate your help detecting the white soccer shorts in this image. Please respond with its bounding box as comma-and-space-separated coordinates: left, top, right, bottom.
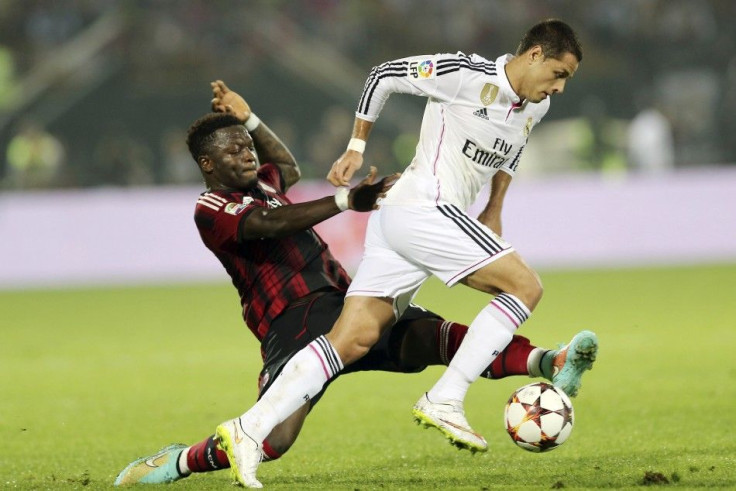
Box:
347, 203, 514, 315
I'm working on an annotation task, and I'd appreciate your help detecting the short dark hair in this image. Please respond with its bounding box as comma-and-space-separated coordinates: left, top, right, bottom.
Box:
186, 113, 244, 162
516, 19, 583, 62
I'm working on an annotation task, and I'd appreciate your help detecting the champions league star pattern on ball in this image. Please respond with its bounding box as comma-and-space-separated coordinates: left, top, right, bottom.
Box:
504, 382, 575, 452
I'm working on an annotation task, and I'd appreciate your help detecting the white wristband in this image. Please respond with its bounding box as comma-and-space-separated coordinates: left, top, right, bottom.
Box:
347, 138, 366, 154
334, 187, 350, 211
245, 113, 261, 131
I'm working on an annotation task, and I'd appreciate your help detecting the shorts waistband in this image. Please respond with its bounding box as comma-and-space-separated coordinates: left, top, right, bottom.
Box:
286, 288, 340, 309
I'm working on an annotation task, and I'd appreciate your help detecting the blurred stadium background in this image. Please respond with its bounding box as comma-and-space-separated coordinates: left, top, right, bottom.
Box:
1, 0, 735, 288
3, 5, 736, 488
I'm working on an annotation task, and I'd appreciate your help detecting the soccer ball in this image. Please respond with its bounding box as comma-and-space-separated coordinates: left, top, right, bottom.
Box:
504, 382, 574, 452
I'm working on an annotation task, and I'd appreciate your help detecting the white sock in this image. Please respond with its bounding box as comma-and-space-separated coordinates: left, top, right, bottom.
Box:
428, 293, 531, 403
526, 347, 546, 378
177, 447, 191, 476
237, 336, 343, 443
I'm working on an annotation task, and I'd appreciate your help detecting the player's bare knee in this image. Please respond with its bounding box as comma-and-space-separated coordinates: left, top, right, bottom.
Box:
509, 269, 544, 310
528, 282, 543, 310
518, 271, 543, 310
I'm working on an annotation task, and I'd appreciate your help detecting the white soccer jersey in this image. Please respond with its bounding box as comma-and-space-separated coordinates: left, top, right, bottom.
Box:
357, 52, 550, 210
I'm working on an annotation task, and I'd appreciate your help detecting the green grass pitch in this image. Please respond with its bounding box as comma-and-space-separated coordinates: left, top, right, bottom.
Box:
2, 263, 735, 489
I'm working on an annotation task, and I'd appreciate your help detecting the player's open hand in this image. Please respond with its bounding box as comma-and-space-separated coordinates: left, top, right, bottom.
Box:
328, 150, 364, 186
211, 80, 251, 123
348, 166, 400, 211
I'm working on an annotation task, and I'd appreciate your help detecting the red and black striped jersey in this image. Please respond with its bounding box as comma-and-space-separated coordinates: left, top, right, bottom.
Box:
194, 164, 350, 340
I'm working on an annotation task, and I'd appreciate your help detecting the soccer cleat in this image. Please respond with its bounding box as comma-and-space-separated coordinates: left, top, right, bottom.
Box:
412, 393, 488, 453
551, 330, 598, 397
113, 443, 188, 486
215, 418, 263, 488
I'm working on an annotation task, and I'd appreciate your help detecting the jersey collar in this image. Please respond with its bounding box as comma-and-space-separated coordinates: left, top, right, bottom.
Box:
495, 54, 523, 105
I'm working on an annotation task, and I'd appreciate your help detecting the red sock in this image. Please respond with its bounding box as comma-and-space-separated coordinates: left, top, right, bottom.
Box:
484, 334, 534, 379
261, 439, 282, 461
436, 321, 467, 366
186, 435, 284, 472
436, 321, 535, 379
186, 436, 230, 473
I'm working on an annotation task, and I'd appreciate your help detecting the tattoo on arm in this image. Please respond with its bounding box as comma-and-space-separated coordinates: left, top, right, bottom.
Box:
250, 122, 301, 190
239, 196, 339, 241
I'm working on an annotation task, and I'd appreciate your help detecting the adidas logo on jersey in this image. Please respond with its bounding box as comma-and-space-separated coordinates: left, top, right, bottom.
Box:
473, 108, 489, 120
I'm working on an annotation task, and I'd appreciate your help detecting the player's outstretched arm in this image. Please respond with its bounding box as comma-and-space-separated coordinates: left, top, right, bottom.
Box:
239, 167, 399, 241
211, 80, 301, 190
327, 53, 464, 187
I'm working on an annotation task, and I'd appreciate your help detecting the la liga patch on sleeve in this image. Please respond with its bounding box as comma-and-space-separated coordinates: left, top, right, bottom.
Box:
408, 57, 436, 80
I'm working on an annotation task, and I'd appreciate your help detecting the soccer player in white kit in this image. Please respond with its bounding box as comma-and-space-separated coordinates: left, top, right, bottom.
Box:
215, 19, 594, 488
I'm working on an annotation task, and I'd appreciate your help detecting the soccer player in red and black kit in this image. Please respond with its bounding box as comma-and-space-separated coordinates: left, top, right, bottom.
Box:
114, 81, 596, 486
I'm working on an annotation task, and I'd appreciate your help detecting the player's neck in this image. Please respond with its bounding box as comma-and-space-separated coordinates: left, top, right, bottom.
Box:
206, 182, 236, 193
503, 57, 525, 102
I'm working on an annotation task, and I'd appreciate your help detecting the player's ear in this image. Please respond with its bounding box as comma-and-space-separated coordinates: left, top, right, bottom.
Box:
198, 155, 214, 173
527, 45, 544, 63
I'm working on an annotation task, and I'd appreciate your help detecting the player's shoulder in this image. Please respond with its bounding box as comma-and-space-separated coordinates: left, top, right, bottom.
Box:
437, 51, 498, 77
195, 190, 231, 214
401, 51, 490, 67
434, 51, 490, 62
466, 52, 495, 65
195, 189, 253, 215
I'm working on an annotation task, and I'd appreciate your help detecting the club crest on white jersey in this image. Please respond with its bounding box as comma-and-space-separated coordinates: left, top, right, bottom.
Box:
480, 83, 499, 105
524, 117, 534, 136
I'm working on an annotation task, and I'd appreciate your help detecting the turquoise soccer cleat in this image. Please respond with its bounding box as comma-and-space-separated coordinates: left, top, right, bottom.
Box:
114, 443, 188, 486
551, 330, 598, 397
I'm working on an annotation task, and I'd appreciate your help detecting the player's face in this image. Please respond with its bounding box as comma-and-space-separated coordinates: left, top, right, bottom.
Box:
522, 50, 579, 103
205, 126, 259, 190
